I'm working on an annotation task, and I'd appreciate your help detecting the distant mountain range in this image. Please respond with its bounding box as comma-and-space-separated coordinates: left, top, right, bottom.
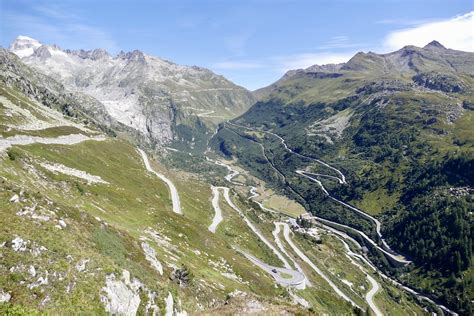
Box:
9, 35, 255, 150
255, 40, 473, 101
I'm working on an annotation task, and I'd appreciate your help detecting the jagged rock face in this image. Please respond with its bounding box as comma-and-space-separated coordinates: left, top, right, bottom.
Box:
412, 72, 465, 93
9, 36, 255, 147
0, 49, 118, 133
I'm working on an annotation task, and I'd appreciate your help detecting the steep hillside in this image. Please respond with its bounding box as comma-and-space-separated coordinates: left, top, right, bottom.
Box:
10, 36, 255, 152
213, 42, 474, 314
0, 49, 433, 315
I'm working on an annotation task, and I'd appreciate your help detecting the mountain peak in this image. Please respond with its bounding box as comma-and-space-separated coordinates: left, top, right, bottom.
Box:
306, 63, 344, 73
68, 48, 111, 60
9, 35, 42, 58
15, 35, 39, 42
117, 49, 146, 63
424, 40, 446, 49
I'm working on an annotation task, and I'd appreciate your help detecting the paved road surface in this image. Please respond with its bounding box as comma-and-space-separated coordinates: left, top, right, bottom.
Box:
280, 222, 360, 308
138, 148, 182, 215
239, 251, 306, 290
208, 186, 224, 233
273, 222, 311, 287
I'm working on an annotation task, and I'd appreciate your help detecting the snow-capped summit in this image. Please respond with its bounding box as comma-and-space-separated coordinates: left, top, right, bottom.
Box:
9, 36, 42, 58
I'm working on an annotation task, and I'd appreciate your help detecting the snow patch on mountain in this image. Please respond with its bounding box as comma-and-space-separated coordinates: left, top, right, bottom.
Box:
9, 36, 41, 58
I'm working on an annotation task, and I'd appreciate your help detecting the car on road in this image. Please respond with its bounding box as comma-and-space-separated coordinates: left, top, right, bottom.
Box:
271, 268, 277, 273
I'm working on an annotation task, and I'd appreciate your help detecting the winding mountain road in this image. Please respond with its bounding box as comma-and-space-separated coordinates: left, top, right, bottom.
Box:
208, 186, 224, 233
280, 222, 360, 308
366, 275, 382, 316
248, 186, 277, 214
226, 122, 409, 265
138, 148, 182, 215
214, 160, 241, 183
227, 122, 346, 183
299, 170, 393, 253
272, 223, 311, 286
208, 125, 457, 315
238, 250, 306, 290
329, 222, 457, 315
208, 157, 309, 290
333, 233, 382, 316
220, 185, 292, 270
308, 214, 411, 266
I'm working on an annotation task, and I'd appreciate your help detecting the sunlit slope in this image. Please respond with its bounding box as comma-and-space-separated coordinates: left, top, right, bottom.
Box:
0, 82, 294, 313
214, 42, 474, 314
1, 80, 426, 315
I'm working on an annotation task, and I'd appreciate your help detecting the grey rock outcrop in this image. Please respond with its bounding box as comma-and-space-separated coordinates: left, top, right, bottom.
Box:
9, 36, 255, 149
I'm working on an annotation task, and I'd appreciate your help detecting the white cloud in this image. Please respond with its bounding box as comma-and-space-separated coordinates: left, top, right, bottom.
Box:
375, 18, 439, 26
383, 12, 474, 52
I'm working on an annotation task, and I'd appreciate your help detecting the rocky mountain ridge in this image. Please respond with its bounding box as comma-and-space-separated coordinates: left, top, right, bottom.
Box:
255, 41, 474, 101
9, 36, 255, 149
0, 49, 119, 134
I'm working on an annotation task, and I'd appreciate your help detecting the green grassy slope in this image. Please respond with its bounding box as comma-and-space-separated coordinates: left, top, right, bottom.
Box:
0, 75, 428, 314
213, 43, 474, 314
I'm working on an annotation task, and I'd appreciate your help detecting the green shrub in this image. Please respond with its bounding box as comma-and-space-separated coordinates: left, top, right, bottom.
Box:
7, 150, 17, 161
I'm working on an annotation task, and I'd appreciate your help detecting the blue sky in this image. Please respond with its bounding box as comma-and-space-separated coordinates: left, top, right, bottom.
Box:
1, 0, 473, 90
